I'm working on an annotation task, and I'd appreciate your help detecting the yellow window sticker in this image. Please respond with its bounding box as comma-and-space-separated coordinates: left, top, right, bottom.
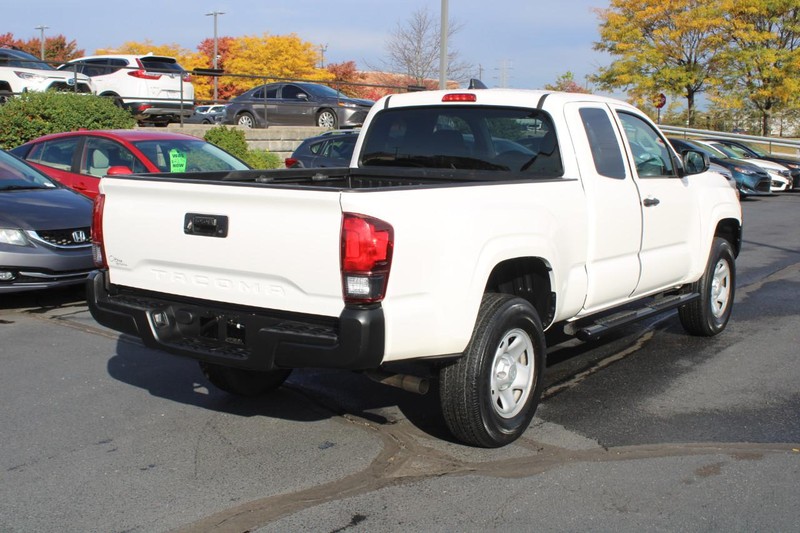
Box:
169, 149, 187, 172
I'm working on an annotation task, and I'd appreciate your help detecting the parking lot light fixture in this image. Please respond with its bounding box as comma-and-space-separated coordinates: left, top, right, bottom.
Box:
205, 11, 225, 101
35, 25, 49, 60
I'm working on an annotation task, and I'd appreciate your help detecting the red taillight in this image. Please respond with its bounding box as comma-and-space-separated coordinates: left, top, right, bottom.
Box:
442, 93, 477, 102
341, 213, 393, 304
91, 194, 107, 268
128, 69, 162, 80
285, 157, 299, 168
182, 73, 192, 83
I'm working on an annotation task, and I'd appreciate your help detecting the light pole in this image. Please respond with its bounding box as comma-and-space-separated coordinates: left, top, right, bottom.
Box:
205, 11, 225, 101
439, 0, 448, 89
35, 25, 49, 60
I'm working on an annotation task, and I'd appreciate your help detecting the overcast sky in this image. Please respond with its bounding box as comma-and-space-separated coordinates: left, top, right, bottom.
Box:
6, 0, 611, 91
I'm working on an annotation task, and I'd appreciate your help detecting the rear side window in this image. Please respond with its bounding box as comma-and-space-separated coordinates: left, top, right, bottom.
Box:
359, 105, 562, 176
28, 138, 80, 171
579, 107, 626, 179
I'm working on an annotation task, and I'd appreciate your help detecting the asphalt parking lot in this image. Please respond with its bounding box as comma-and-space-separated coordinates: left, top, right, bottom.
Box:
1, 193, 799, 532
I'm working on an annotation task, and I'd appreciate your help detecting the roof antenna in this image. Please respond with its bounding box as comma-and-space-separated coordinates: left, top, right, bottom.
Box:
468, 79, 488, 90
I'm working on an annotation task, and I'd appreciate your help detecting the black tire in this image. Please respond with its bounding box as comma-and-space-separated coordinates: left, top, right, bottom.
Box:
199, 362, 291, 397
679, 237, 736, 336
316, 109, 337, 129
236, 112, 255, 128
439, 293, 546, 447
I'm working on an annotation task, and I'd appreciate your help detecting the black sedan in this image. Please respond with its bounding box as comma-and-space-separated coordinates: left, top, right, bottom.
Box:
284, 129, 359, 168
0, 151, 94, 293
668, 138, 772, 197
224, 82, 373, 129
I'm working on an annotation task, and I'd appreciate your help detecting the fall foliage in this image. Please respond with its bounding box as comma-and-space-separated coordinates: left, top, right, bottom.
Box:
0, 32, 84, 63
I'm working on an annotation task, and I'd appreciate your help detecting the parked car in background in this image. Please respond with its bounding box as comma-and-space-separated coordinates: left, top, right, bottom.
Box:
58, 54, 194, 124
0, 150, 94, 293
668, 137, 772, 197
694, 139, 792, 192
285, 129, 359, 168
224, 82, 373, 129
707, 138, 800, 190
186, 104, 227, 124
10, 130, 250, 199
0, 47, 92, 102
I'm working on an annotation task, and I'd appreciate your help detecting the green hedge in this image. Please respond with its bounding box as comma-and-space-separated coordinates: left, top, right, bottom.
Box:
0, 92, 136, 149
203, 125, 282, 169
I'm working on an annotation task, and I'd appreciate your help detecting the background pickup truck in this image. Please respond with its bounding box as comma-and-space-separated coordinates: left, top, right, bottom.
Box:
88, 88, 742, 447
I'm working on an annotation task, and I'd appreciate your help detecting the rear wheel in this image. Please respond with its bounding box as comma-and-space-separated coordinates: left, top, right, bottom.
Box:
199, 362, 291, 397
679, 237, 736, 336
440, 293, 546, 447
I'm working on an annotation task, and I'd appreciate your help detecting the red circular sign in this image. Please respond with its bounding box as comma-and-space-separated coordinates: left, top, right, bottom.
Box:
655, 93, 667, 109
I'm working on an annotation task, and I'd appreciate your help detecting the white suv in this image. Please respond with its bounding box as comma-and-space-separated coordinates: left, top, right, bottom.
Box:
0, 47, 93, 102
59, 54, 194, 124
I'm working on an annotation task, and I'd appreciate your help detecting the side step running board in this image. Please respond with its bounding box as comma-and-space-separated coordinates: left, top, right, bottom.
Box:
569, 292, 700, 342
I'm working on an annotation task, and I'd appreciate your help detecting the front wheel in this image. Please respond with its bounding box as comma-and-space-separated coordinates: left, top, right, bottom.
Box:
199, 362, 291, 397
439, 293, 546, 447
236, 112, 255, 128
316, 109, 337, 129
679, 237, 736, 336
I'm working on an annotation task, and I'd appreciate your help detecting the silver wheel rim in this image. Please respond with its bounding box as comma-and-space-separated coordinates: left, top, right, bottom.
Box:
318, 112, 335, 128
489, 328, 535, 419
710, 258, 731, 318
238, 115, 253, 128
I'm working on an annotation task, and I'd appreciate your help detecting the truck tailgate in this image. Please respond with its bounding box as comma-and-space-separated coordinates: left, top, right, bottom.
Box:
100, 177, 345, 317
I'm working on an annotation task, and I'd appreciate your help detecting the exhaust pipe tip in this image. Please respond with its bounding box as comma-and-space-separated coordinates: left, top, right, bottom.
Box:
364, 370, 430, 395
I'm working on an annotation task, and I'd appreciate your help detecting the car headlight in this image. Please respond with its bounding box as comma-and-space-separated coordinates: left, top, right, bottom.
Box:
784, 162, 800, 170
338, 101, 358, 108
733, 166, 757, 175
0, 229, 29, 246
13, 71, 47, 82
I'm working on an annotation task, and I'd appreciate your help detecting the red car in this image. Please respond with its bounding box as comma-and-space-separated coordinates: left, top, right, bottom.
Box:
9, 130, 250, 198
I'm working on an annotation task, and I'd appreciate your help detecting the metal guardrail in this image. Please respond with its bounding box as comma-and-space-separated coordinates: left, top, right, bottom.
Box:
659, 125, 800, 156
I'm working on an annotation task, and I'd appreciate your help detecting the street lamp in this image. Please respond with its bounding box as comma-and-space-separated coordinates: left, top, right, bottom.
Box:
205, 11, 225, 101
439, 0, 447, 89
35, 25, 49, 60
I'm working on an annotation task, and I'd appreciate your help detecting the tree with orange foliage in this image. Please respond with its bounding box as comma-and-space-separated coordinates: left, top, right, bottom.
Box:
0, 32, 83, 63
325, 61, 366, 98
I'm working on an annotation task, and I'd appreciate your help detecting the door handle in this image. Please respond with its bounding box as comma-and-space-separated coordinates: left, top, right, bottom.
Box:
643, 197, 660, 207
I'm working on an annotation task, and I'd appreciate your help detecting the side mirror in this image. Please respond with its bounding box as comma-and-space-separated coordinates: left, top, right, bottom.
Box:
297, 93, 309, 100
107, 165, 133, 176
681, 149, 709, 175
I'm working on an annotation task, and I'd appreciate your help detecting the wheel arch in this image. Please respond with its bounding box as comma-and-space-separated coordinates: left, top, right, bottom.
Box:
715, 217, 742, 257
484, 257, 555, 328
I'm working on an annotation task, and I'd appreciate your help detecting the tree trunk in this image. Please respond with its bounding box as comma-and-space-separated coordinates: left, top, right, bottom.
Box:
686, 90, 695, 127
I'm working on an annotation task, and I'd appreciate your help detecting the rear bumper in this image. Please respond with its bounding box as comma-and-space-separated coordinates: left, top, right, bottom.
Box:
87, 270, 385, 371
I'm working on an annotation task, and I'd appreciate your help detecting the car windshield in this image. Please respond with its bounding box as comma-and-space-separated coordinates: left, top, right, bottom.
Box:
359, 105, 562, 175
0, 49, 56, 71
303, 84, 349, 99
709, 143, 745, 159
0, 152, 58, 191
132, 140, 250, 172
688, 141, 725, 158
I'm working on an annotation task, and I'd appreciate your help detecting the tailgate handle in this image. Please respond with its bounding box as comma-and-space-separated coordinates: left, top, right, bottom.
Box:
184, 213, 228, 238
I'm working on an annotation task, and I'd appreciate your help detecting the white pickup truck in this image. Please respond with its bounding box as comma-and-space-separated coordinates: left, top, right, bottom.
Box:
88, 87, 742, 447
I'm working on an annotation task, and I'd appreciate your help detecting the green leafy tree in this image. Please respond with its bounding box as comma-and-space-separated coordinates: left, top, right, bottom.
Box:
716, 0, 800, 135
593, 0, 727, 126
544, 71, 591, 93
